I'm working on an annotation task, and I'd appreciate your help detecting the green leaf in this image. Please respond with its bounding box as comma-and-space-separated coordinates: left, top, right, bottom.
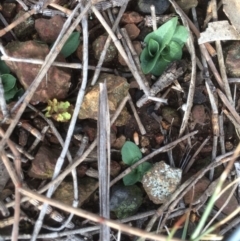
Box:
172, 25, 189, 47
121, 141, 142, 165
0, 60, 10, 74
123, 170, 141, 186
137, 162, 152, 177
4, 85, 18, 101
1, 74, 17, 92
145, 17, 178, 51
61, 32, 80, 58
58, 101, 70, 111
148, 39, 159, 57
165, 41, 182, 61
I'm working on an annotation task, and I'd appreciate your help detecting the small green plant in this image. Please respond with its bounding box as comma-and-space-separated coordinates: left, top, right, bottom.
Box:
140, 16, 189, 76
44, 98, 73, 122
0, 60, 20, 101
121, 141, 152, 186
60, 31, 80, 58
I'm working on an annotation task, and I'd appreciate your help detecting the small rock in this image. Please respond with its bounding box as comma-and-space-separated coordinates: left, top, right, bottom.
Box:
78, 73, 130, 124
141, 136, 150, 147
184, 176, 210, 204
92, 35, 117, 62
225, 141, 234, 151
2, 3, 16, 18
53, 177, 98, 207
110, 161, 121, 177
13, 10, 35, 39
155, 134, 164, 145
77, 164, 88, 177
112, 135, 126, 149
124, 24, 140, 40
28, 145, 61, 179
190, 105, 206, 130
226, 42, 240, 77
121, 11, 144, 24
175, 0, 198, 13
135, 0, 170, 15
115, 107, 131, 126
162, 107, 181, 127
215, 180, 239, 215
35, 15, 65, 44
5, 41, 71, 104
142, 161, 182, 204
110, 184, 143, 219
119, 41, 142, 66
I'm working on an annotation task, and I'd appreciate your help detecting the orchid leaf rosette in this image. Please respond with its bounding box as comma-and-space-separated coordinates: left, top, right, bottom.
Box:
140, 17, 189, 76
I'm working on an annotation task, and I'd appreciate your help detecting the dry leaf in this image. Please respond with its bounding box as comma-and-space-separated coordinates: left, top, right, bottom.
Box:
198, 21, 240, 44
223, 0, 240, 34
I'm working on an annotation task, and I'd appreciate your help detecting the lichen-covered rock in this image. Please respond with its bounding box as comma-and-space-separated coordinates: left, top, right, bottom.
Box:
35, 15, 65, 44
5, 41, 71, 104
92, 35, 117, 62
142, 161, 182, 204
226, 42, 240, 77
28, 145, 61, 179
110, 185, 143, 219
78, 73, 130, 125
13, 10, 35, 39
53, 177, 98, 207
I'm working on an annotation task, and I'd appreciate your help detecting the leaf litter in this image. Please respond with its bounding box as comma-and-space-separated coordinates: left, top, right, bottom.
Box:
0, 0, 240, 241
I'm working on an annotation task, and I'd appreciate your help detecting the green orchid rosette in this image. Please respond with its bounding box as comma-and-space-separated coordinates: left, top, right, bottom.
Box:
140, 17, 189, 76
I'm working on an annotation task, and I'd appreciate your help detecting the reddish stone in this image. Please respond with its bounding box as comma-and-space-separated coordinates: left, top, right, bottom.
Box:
5, 41, 71, 104
35, 15, 65, 44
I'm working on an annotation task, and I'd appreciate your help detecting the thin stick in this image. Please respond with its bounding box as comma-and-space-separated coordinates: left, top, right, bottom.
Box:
18, 187, 182, 241
170, 1, 196, 137
170, 1, 216, 56
217, 89, 240, 125
98, 83, 110, 241
150, 5, 157, 31
219, 112, 226, 155
128, 94, 146, 135
30, 3, 86, 239
211, 0, 233, 105
91, 2, 128, 86
1, 55, 114, 72
0, 9, 36, 37
184, 136, 210, 174
120, 28, 149, 88
91, 5, 150, 96
0, 76, 9, 118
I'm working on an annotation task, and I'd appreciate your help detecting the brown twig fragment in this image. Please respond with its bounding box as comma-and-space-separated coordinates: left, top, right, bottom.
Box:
211, 0, 233, 105
91, 5, 150, 96
128, 94, 146, 135
217, 89, 240, 126
136, 61, 184, 108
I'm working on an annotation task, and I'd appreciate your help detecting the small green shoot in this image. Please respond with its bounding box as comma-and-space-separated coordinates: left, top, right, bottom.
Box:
121, 141, 152, 186
140, 16, 189, 76
60, 31, 80, 58
1, 59, 20, 101
44, 98, 72, 122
